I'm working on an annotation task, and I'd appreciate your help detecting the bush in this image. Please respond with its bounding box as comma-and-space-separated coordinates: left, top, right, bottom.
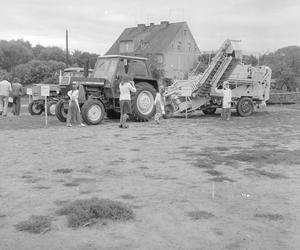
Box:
56, 198, 135, 228
15, 215, 52, 234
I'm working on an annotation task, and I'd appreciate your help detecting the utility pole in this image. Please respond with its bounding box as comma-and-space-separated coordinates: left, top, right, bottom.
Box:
66, 29, 69, 67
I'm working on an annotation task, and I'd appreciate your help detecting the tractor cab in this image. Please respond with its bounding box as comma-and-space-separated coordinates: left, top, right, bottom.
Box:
93, 55, 156, 98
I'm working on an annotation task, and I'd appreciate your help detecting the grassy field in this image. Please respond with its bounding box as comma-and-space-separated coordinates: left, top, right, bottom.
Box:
0, 104, 299, 250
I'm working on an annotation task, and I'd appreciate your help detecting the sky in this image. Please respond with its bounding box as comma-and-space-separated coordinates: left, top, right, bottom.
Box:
1, 0, 299, 55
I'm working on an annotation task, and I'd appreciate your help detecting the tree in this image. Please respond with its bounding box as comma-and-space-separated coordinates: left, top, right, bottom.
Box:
71, 50, 99, 68
32, 44, 45, 58
259, 46, 300, 91
243, 55, 258, 66
146, 54, 165, 80
38, 47, 65, 62
0, 39, 34, 71
13, 60, 66, 85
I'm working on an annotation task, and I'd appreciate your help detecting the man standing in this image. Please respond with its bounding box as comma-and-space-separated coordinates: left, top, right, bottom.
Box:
215, 81, 232, 121
11, 78, 23, 116
0, 77, 12, 117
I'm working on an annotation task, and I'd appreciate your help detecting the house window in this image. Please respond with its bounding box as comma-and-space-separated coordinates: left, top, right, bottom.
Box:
177, 41, 182, 51
119, 40, 134, 53
188, 42, 192, 52
184, 30, 187, 36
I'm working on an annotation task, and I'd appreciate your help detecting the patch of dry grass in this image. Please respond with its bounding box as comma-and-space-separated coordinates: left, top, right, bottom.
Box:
53, 168, 73, 174
227, 149, 300, 165
244, 168, 287, 179
15, 215, 52, 234
205, 169, 223, 176
187, 211, 215, 220
209, 176, 235, 183
56, 198, 135, 228
254, 213, 284, 221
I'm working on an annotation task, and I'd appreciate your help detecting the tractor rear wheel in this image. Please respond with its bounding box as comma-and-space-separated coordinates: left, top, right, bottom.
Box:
131, 82, 156, 121
202, 107, 217, 115
55, 99, 69, 122
236, 97, 254, 117
47, 100, 57, 116
81, 99, 105, 125
28, 101, 44, 115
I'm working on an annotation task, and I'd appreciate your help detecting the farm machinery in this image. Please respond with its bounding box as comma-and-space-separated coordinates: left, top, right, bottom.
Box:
163, 39, 272, 117
27, 67, 92, 116
55, 55, 158, 125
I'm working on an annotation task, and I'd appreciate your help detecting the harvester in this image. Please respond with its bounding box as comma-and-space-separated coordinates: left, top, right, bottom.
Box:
163, 39, 272, 117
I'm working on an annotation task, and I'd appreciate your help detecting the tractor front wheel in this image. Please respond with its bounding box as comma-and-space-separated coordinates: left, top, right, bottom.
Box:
81, 99, 105, 125
47, 100, 58, 116
55, 99, 69, 122
28, 101, 44, 115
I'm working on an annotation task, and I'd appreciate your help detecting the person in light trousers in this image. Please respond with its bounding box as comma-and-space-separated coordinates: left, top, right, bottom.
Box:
215, 81, 232, 120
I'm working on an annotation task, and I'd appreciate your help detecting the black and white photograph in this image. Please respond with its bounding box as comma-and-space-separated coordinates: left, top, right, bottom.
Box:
0, 0, 300, 249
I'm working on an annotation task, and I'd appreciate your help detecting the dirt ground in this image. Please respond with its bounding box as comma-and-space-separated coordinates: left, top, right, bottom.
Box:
0, 103, 300, 250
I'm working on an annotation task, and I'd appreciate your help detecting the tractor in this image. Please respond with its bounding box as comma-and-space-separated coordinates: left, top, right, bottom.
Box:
27, 67, 93, 116
55, 55, 158, 124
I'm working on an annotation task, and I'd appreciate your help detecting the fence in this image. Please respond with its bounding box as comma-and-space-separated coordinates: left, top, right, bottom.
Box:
268, 92, 300, 104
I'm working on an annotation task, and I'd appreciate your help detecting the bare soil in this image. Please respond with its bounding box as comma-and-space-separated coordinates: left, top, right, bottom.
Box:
0, 104, 300, 250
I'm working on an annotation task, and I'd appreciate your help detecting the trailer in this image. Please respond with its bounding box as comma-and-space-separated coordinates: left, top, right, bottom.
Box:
163, 39, 272, 118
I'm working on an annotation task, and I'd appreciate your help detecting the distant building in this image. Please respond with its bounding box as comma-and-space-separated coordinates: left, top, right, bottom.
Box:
106, 21, 200, 79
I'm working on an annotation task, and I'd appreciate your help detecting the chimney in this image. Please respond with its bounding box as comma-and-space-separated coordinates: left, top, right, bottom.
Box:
160, 21, 169, 28
137, 23, 146, 31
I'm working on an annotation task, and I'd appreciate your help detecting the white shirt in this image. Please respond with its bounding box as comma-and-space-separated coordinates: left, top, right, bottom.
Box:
0, 80, 12, 96
68, 89, 80, 110
119, 81, 136, 101
215, 87, 232, 108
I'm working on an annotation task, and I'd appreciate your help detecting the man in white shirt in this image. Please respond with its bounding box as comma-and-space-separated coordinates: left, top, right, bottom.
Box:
215, 81, 232, 121
0, 77, 12, 116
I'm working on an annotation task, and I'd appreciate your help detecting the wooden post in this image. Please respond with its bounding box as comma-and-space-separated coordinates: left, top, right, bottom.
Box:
66, 29, 69, 67
45, 96, 48, 127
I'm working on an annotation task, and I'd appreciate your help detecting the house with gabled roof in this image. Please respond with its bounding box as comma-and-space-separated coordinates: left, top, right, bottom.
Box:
106, 21, 201, 79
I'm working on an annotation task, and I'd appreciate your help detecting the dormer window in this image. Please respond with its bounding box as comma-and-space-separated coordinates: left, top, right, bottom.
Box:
120, 40, 134, 53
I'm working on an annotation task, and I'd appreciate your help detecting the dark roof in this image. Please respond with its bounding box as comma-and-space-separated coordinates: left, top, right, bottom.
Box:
106, 22, 187, 55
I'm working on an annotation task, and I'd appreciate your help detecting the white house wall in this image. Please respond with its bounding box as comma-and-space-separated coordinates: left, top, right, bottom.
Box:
163, 24, 200, 79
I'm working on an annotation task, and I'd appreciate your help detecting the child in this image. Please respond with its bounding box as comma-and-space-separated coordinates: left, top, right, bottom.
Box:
215, 81, 232, 121
119, 74, 136, 128
66, 83, 85, 127
154, 87, 165, 124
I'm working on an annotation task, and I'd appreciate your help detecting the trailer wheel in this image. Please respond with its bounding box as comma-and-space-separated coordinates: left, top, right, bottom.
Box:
163, 104, 174, 119
202, 107, 217, 115
236, 97, 254, 117
55, 99, 69, 122
28, 101, 44, 115
131, 82, 156, 121
81, 99, 105, 125
47, 100, 57, 116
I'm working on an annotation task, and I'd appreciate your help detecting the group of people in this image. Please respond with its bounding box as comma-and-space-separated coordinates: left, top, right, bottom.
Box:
65, 76, 232, 127
0, 75, 231, 124
0, 77, 23, 117
66, 74, 166, 128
